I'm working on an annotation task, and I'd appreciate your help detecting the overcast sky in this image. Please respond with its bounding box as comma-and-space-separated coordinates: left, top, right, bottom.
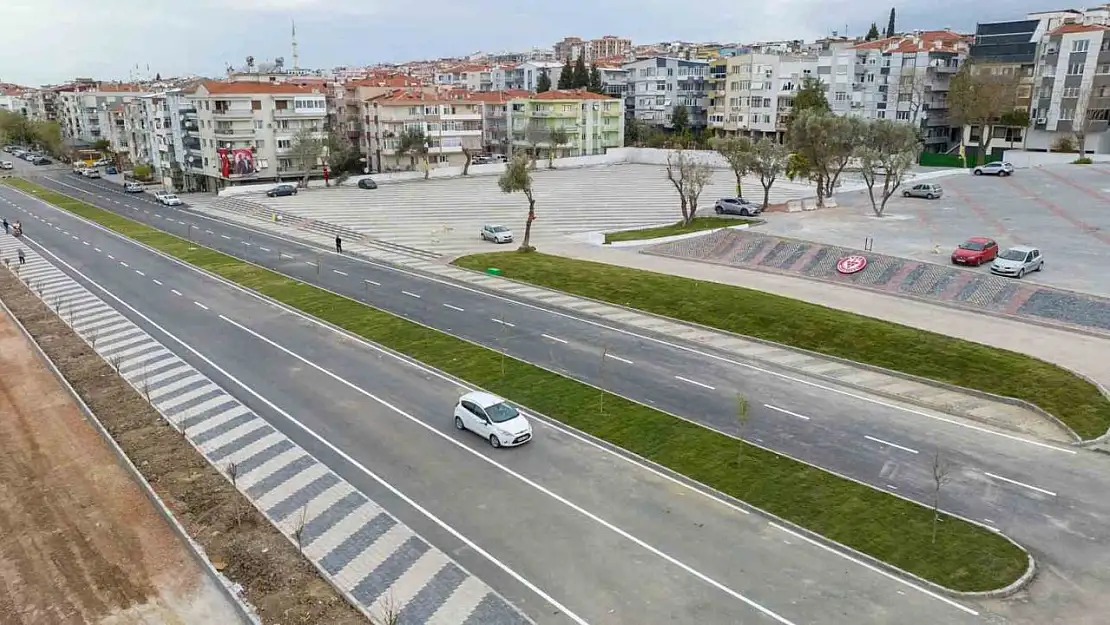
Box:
0, 0, 1060, 87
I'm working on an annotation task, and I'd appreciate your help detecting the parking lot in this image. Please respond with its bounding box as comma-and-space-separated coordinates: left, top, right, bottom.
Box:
755, 164, 1110, 297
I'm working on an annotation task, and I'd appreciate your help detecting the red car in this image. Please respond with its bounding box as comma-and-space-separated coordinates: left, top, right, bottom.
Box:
951, 237, 998, 266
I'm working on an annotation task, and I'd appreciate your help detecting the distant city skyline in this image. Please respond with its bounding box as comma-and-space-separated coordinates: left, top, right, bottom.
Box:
0, 0, 1062, 86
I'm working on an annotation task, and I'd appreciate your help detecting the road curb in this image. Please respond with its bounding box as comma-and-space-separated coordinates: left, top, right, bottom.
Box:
0, 285, 263, 625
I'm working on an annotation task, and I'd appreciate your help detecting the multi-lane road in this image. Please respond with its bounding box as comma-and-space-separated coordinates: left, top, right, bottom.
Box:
3, 171, 1109, 624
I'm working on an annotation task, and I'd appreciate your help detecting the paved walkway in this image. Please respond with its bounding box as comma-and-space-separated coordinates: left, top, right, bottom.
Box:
645, 229, 1110, 336
185, 199, 1081, 443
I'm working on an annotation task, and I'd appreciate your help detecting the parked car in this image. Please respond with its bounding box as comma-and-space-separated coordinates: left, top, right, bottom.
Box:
124, 181, 144, 193
480, 224, 513, 243
153, 191, 169, 202
951, 237, 998, 266
357, 177, 378, 189
93, 158, 111, 167
84, 169, 101, 178
714, 197, 762, 217
453, 391, 533, 448
106, 166, 118, 175
973, 161, 1014, 176
160, 194, 183, 206
2, 146, 14, 153
990, 245, 1043, 278
266, 183, 297, 197
33, 156, 52, 165
0, 160, 13, 170
903, 182, 943, 199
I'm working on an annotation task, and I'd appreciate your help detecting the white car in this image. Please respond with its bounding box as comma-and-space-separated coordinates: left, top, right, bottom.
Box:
0, 161, 13, 170
153, 191, 168, 201
453, 391, 533, 448
160, 194, 183, 206
480, 224, 513, 244
972, 161, 1015, 176
84, 169, 101, 178
124, 181, 144, 193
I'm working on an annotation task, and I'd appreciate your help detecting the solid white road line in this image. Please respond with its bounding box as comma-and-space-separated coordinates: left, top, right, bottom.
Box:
220, 314, 796, 625
763, 404, 811, 421
864, 435, 919, 455
984, 472, 1057, 497
675, 375, 715, 391
541, 334, 568, 344
604, 353, 633, 365
402, 290, 421, 299
443, 304, 465, 312
171, 289, 182, 296
768, 523, 978, 616
333, 269, 348, 276
194, 301, 208, 310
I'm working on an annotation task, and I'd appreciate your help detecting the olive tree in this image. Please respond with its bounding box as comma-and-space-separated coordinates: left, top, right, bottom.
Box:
786, 110, 842, 206
855, 119, 921, 217
547, 126, 569, 168
748, 137, 790, 209
665, 150, 713, 225
498, 153, 537, 251
948, 63, 1021, 165
712, 136, 753, 198
289, 127, 324, 188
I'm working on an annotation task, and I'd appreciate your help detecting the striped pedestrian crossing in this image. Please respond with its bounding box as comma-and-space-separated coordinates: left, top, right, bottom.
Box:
2, 236, 531, 625
211, 163, 816, 257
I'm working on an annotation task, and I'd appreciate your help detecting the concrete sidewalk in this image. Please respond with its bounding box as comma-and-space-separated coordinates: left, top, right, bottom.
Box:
182, 199, 1097, 443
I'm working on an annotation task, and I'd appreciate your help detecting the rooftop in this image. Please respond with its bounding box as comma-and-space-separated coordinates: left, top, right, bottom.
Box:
853, 30, 968, 53
527, 88, 617, 100
1047, 23, 1110, 35
194, 80, 324, 96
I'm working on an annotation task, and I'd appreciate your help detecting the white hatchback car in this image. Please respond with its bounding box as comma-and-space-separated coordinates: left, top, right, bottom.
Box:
161, 194, 183, 206
480, 224, 513, 244
454, 391, 533, 448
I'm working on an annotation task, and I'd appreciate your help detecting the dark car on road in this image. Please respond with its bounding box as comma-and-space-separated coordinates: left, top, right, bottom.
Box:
713, 197, 762, 217
357, 177, 378, 189
33, 156, 52, 165
266, 183, 297, 197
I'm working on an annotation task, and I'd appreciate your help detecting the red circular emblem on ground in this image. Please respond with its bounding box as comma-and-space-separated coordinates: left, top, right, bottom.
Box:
836, 255, 868, 274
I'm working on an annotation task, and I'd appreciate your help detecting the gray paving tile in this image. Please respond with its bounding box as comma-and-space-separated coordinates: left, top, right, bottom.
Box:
191, 412, 260, 446
461, 593, 533, 625
179, 399, 243, 431
267, 472, 341, 523
350, 536, 430, 605
301, 490, 369, 547
207, 423, 278, 462
320, 513, 397, 575
164, 388, 226, 416
395, 561, 468, 624
244, 454, 318, 499
233, 438, 296, 476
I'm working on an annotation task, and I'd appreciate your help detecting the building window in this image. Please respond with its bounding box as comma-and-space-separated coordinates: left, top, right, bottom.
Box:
896, 111, 911, 120
1059, 108, 1075, 120
251, 100, 261, 110
836, 65, 847, 75
1072, 39, 1090, 53
277, 139, 291, 149
254, 119, 263, 129
1067, 63, 1084, 75
835, 92, 848, 101
877, 110, 886, 119
1062, 87, 1080, 98
1097, 64, 1110, 74
255, 139, 265, 148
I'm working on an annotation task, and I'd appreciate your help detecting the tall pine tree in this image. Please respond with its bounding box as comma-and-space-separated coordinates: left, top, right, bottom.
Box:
557, 59, 574, 90
536, 70, 552, 93
588, 64, 603, 93
885, 8, 896, 38
572, 55, 589, 89
866, 23, 880, 41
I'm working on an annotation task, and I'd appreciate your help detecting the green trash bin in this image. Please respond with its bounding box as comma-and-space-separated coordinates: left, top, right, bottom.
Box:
486, 267, 502, 276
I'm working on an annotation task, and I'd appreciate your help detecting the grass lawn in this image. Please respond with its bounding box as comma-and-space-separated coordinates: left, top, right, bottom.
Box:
453, 251, 1110, 441
6, 178, 1029, 592
604, 216, 754, 244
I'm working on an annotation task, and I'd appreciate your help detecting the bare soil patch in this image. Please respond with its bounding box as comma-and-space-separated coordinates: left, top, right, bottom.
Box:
0, 267, 370, 624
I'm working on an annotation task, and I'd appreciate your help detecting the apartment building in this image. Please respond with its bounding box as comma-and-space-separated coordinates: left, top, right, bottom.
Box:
507, 89, 625, 159
963, 17, 1040, 157
622, 57, 710, 128
554, 36, 633, 63
57, 82, 147, 143
505, 61, 565, 91
340, 75, 434, 170
712, 52, 818, 140
466, 90, 530, 155
0, 85, 29, 115
594, 62, 631, 98
1030, 20, 1110, 152
364, 91, 484, 172
187, 81, 328, 190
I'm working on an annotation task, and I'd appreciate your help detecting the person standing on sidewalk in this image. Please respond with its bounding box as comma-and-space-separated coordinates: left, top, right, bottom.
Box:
335, 235, 342, 254
2, 218, 8, 234
17, 248, 25, 265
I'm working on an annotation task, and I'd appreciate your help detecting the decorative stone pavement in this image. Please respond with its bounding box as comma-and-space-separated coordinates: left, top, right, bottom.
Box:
645, 229, 1110, 336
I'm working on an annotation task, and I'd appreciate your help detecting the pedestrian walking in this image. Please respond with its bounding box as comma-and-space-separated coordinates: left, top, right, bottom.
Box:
2, 218, 8, 234
335, 235, 342, 254
17, 248, 25, 265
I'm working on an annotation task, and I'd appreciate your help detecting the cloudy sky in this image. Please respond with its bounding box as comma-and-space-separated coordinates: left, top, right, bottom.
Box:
0, 0, 1058, 86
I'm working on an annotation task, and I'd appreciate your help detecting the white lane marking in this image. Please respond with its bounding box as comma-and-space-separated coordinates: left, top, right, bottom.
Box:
94, 247, 101, 252
306, 261, 318, 267
71, 235, 78, 240
605, 353, 633, 365
205, 230, 213, 234
194, 301, 209, 311
154, 214, 162, 218
177, 220, 186, 225
119, 261, 129, 268
135, 270, 145, 277
221, 234, 231, 239
768, 522, 978, 616
675, 375, 715, 390
259, 246, 271, 252
984, 472, 1057, 497
242, 241, 252, 246
763, 404, 811, 421
152, 279, 163, 285
364, 279, 380, 286
491, 318, 514, 327
82, 241, 89, 245
15, 191, 1008, 615
221, 314, 794, 625
171, 289, 182, 296
886, 484, 898, 491
402, 290, 421, 299
443, 304, 465, 312
542, 334, 568, 344
864, 435, 919, 455
107, 254, 114, 260
333, 269, 348, 276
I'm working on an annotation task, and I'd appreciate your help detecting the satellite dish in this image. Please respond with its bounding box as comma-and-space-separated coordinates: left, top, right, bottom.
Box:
275, 57, 285, 68
247, 55, 255, 67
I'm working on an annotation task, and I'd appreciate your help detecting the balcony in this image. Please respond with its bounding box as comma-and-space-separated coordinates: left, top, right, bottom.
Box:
214, 127, 255, 137
931, 63, 959, 73
440, 112, 483, 121
273, 108, 323, 119
212, 108, 254, 118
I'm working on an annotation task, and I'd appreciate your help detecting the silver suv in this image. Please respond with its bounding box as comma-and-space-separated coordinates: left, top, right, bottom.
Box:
902, 183, 943, 199
990, 245, 1043, 278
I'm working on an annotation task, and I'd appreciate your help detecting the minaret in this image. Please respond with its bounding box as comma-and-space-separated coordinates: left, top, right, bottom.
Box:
291, 20, 300, 71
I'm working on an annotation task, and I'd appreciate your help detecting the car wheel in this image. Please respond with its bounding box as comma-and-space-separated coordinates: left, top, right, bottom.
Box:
740, 209, 750, 217
454, 416, 466, 431
1037, 262, 1044, 272
715, 207, 722, 214
1001, 171, 1009, 177
1017, 268, 1025, 279
903, 191, 911, 197
926, 194, 935, 199
489, 435, 501, 448
973, 170, 982, 175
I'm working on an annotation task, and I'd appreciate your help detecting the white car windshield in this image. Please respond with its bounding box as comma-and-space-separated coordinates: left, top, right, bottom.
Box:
484, 401, 519, 424
489, 226, 508, 233
999, 249, 1028, 261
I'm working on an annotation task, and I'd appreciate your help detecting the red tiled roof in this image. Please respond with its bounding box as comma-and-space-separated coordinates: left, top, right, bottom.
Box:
350, 75, 424, 88
1048, 23, 1110, 36
195, 80, 323, 95
528, 89, 616, 101
463, 89, 531, 103
368, 89, 479, 104
853, 30, 969, 53
96, 82, 145, 93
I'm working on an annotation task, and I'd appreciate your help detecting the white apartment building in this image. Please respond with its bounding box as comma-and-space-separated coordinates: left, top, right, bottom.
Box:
712, 52, 818, 139
187, 81, 328, 191
0, 89, 29, 116
56, 83, 147, 144
364, 91, 484, 173
554, 36, 633, 62
505, 61, 564, 91
1029, 20, 1110, 152
623, 57, 710, 128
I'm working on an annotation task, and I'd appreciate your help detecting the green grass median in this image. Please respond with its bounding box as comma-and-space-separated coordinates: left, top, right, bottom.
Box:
454, 251, 1110, 441
604, 217, 755, 244
6, 177, 1029, 592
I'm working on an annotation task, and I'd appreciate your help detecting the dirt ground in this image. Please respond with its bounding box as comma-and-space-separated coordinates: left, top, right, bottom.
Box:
0, 267, 370, 625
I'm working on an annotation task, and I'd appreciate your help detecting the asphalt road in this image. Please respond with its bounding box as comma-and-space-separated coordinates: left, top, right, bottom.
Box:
7, 174, 1110, 623
2, 183, 988, 625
